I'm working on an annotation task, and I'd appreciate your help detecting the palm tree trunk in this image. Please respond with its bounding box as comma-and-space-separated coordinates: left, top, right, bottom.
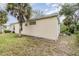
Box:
27, 20, 29, 26
19, 23, 22, 37
23, 16, 29, 26
19, 30, 21, 37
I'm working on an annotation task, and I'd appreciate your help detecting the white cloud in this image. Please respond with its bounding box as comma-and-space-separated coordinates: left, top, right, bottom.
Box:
45, 7, 61, 15
44, 9, 49, 12
45, 3, 62, 15
51, 4, 59, 8
0, 3, 7, 11
46, 3, 51, 5
30, 3, 37, 6
45, 11, 53, 15
46, 3, 58, 7
45, 3, 51, 6
45, 10, 58, 15
31, 3, 62, 15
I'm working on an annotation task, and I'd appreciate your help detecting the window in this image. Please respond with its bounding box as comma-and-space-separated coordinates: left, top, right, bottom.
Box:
29, 20, 36, 25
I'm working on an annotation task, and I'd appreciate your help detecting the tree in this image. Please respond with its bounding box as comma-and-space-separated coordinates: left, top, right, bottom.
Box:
63, 16, 72, 26
0, 11, 7, 25
59, 4, 76, 33
6, 3, 32, 36
73, 3, 79, 31
0, 11, 7, 33
60, 4, 75, 16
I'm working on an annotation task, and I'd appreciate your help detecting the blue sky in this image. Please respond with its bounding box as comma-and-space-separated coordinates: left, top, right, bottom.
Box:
0, 3, 61, 25
31, 3, 59, 14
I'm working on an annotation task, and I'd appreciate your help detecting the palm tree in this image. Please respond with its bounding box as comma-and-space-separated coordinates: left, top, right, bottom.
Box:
59, 3, 77, 33
60, 4, 75, 17
6, 3, 32, 36
74, 4, 79, 23
59, 4, 76, 25
72, 3, 79, 31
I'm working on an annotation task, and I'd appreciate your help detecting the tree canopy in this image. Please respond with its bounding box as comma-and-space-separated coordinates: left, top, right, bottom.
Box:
0, 11, 8, 25
60, 3, 79, 34
6, 3, 32, 36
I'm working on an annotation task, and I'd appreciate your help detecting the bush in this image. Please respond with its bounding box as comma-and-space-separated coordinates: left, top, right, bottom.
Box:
65, 31, 71, 36
76, 34, 79, 39
60, 24, 77, 36
76, 24, 79, 31
74, 31, 79, 34
4, 30, 11, 33
60, 24, 68, 33
69, 24, 76, 34
60, 24, 72, 35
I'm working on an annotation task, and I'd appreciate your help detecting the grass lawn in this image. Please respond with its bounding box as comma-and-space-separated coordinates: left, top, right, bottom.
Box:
0, 33, 78, 56
0, 33, 57, 56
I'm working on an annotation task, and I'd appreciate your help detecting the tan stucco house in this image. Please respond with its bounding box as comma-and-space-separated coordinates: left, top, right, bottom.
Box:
9, 13, 60, 40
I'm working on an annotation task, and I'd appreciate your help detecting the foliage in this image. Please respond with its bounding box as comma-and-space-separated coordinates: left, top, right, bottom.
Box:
60, 24, 68, 33
6, 3, 32, 36
63, 16, 73, 26
4, 30, 11, 33
59, 4, 75, 16
76, 22, 79, 30
59, 3, 79, 34
0, 11, 8, 25
6, 3, 32, 23
69, 24, 76, 33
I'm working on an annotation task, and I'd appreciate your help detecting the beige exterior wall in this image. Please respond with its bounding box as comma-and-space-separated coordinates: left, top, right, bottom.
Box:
7, 24, 14, 32
15, 17, 60, 40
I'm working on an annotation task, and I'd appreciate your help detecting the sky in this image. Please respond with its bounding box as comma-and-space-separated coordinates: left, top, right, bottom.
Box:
0, 3, 64, 25
31, 3, 59, 14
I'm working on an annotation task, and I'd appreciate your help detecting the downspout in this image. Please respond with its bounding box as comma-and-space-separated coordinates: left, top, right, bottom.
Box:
57, 5, 60, 37
57, 12, 60, 37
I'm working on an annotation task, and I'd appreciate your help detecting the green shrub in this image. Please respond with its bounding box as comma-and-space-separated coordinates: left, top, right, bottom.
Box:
76, 24, 79, 31
4, 30, 11, 33
69, 24, 76, 34
65, 31, 71, 36
76, 34, 79, 40
60, 24, 68, 33
74, 31, 79, 34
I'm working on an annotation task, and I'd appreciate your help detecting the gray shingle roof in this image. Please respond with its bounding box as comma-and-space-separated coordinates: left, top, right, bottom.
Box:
30, 13, 58, 20
9, 13, 58, 25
